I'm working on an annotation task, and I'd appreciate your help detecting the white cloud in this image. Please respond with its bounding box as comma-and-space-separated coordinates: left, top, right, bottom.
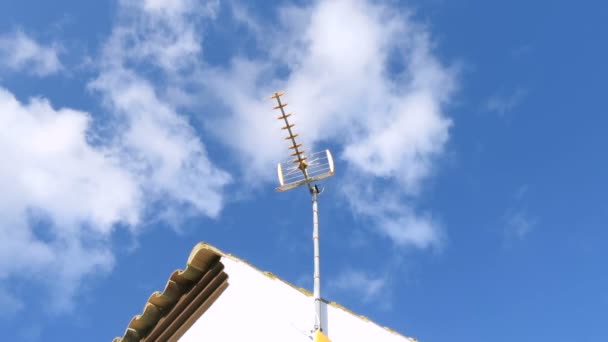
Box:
0, 30, 62, 76
203, 0, 455, 249
90, 70, 230, 218
125, 0, 219, 17
0, 88, 137, 311
0, 0, 231, 311
90, 0, 230, 218
105, 0, 218, 74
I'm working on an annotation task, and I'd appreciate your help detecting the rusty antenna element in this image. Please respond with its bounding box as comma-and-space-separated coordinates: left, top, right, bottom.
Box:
271, 91, 335, 342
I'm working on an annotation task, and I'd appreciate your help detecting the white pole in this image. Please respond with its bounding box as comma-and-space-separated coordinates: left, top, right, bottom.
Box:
312, 188, 323, 332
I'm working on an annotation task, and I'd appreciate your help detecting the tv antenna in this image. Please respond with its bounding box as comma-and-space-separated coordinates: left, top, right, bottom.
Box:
271, 91, 335, 342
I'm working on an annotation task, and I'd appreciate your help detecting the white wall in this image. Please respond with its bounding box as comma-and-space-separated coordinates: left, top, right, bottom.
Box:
180, 256, 414, 342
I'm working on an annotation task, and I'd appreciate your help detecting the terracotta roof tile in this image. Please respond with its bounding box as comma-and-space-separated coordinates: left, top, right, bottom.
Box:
113, 243, 228, 342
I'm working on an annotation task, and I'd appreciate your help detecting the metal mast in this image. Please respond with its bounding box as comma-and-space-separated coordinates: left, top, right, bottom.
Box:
271, 92, 335, 339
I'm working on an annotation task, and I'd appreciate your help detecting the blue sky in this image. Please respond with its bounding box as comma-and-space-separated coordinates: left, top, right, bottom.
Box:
0, 0, 606, 341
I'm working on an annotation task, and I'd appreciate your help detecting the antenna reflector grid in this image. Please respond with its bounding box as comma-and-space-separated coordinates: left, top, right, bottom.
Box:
276, 150, 335, 192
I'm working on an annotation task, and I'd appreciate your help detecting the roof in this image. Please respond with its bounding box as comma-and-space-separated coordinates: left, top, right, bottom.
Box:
112, 244, 229, 342
113, 242, 418, 342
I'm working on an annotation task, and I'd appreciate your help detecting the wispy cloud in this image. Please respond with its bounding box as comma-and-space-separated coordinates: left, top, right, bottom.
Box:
504, 210, 536, 240
344, 180, 444, 249
502, 185, 537, 241
0, 30, 62, 76
329, 269, 390, 307
0, 287, 24, 317
485, 88, 528, 116
510, 44, 533, 60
